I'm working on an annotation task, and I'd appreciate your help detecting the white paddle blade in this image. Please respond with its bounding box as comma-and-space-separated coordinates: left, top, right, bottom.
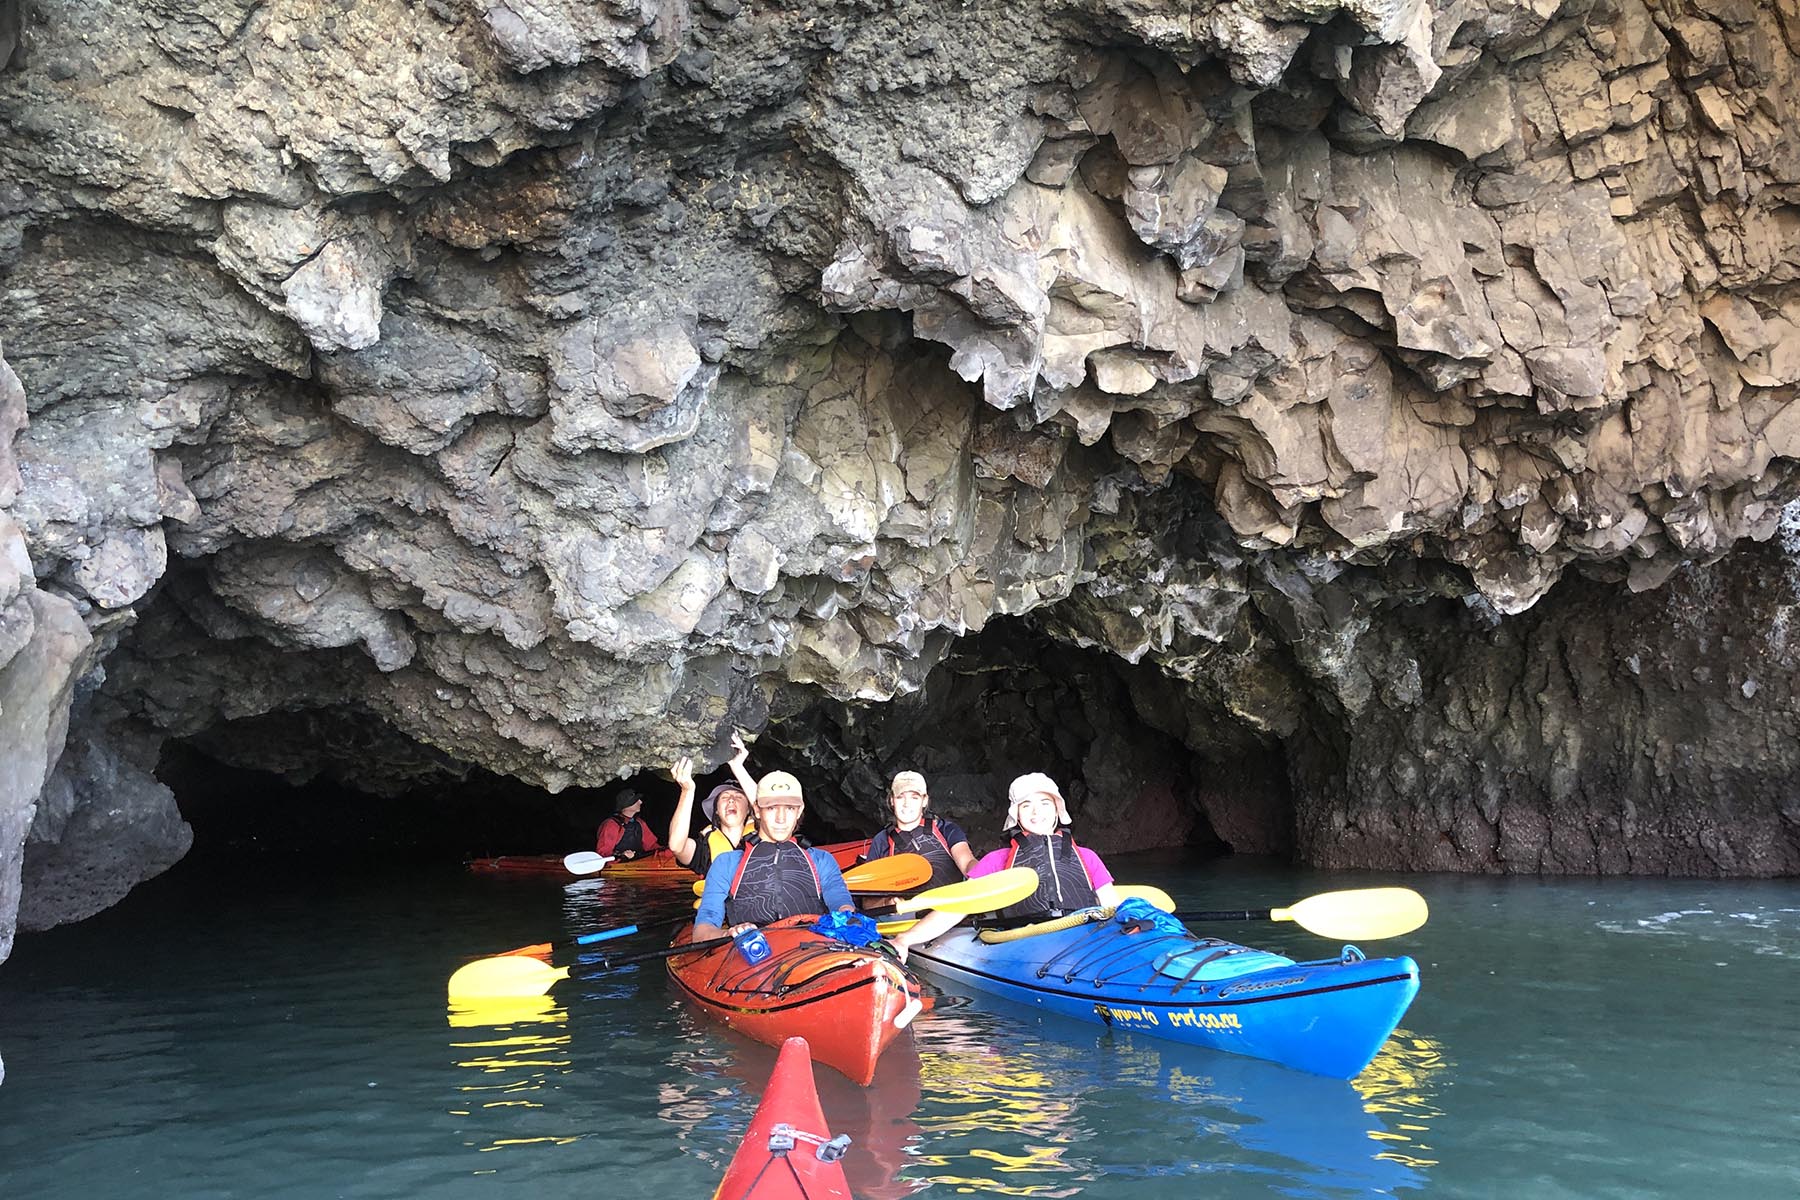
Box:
562, 852, 611, 875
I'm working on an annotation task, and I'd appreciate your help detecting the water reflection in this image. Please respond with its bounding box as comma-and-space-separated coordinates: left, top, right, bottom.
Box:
446, 993, 580, 1152
906, 996, 1448, 1197
656, 1020, 928, 1199
1353, 1032, 1449, 1171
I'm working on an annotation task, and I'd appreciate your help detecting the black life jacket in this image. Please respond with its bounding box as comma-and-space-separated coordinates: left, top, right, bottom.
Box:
871, 818, 960, 890
608, 815, 647, 854
724, 840, 826, 927
1000, 832, 1097, 919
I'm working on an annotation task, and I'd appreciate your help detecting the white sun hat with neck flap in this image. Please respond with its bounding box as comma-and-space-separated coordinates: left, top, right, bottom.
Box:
1004, 772, 1072, 828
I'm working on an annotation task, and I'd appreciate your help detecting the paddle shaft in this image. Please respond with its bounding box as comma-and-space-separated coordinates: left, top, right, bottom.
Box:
1173, 908, 1275, 922
575, 934, 737, 978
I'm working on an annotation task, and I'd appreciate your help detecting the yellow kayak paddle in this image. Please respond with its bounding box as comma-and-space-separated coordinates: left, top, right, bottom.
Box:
882, 867, 1037, 915
1171, 886, 1428, 940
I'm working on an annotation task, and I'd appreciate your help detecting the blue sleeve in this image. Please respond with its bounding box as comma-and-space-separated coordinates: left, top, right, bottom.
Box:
867, 830, 890, 858
812, 851, 854, 911
695, 850, 740, 928
939, 818, 970, 847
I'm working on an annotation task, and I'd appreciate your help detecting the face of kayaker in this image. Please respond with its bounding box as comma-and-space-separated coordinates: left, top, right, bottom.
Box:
755, 799, 803, 841
890, 786, 927, 829
714, 788, 749, 830
1015, 793, 1060, 836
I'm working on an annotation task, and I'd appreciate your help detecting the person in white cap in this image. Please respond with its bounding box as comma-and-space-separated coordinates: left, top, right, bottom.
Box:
693, 769, 856, 941
888, 772, 1120, 962
665, 735, 757, 877
865, 770, 976, 890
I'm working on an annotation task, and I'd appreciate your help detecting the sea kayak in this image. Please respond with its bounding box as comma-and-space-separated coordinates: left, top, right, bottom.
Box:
668, 915, 923, 1086
906, 906, 1419, 1079
715, 1036, 851, 1200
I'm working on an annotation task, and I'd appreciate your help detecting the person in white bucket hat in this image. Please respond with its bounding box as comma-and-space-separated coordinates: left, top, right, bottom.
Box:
889, 772, 1120, 963
1003, 772, 1072, 829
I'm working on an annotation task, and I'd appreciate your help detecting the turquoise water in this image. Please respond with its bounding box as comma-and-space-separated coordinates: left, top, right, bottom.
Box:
0, 853, 1795, 1198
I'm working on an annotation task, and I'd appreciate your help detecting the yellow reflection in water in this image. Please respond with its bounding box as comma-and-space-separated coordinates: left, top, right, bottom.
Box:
446, 994, 583, 1152
1351, 1028, 1449, 1168
912, 1024, 1087, 1195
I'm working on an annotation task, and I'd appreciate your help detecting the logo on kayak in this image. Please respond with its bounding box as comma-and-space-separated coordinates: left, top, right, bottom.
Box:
1217, 976, 1304, 998
1092, 1004, 1243, 1032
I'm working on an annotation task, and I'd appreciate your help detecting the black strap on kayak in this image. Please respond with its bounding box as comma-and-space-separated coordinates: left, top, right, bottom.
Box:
1025, 920, 1250, 993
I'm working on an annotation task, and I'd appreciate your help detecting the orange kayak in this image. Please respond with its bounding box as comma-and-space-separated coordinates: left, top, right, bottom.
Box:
668, 915, 922, 1087
715, 1037, 851, 1200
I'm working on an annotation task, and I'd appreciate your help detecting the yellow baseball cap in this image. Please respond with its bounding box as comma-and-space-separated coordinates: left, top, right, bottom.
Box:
756, 771, 804, 806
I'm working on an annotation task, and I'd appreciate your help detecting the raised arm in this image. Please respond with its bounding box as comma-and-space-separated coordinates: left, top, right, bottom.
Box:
726, 729, 758, 803
665, 756, 698, 866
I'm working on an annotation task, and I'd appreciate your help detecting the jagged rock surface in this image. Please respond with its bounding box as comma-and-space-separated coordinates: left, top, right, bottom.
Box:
2, 0, 1798, 952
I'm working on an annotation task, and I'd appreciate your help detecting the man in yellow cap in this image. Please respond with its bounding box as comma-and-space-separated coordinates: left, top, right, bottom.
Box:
865, 770, 976, 890
692, 770, 856, 940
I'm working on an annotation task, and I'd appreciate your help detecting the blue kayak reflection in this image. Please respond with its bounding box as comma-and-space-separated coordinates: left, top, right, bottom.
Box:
908, 993, 1444, 1197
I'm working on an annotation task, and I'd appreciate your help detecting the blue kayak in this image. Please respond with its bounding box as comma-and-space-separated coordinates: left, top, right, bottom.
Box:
906, 904, 1420, 1079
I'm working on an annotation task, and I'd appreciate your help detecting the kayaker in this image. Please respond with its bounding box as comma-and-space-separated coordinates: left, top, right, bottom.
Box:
693, 771, 856, 940
865, 771, 976, 890
595, 789, 662, 861
887, 772, 1120, 962
666, 749, 756, 877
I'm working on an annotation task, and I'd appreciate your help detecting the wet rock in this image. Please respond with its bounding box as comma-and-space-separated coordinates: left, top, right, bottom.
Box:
0, 0, 1798, 951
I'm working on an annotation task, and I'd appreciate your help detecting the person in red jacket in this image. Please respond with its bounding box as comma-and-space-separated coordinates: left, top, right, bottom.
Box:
595, 789, 661, 861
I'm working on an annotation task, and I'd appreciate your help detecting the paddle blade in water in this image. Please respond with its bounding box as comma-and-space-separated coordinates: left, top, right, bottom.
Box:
842, 853, 932, 893
1274, 887, 1428, 940
893, 867, 1038, 915
1112, 884, 1176, 912
448, 954, 569, 1000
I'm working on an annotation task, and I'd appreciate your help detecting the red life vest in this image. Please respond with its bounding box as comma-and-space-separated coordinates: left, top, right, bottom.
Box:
871, 818, 959, 889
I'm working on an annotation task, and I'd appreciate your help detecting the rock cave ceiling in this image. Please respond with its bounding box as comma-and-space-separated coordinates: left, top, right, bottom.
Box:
3, 0, 1800, 913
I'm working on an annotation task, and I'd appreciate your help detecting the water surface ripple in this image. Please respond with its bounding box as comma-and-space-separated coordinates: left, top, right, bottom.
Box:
1, 855, 1794, 1198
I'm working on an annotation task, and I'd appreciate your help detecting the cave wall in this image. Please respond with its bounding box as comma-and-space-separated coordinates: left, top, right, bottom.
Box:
1287, 526, 1800, 874
0, 0, 1797, 950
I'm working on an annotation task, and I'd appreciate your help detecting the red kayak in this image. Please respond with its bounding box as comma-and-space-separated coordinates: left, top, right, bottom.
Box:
466, 840, 871, 879
715, 1037, 852, 1200
668, 914, 922, 1087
